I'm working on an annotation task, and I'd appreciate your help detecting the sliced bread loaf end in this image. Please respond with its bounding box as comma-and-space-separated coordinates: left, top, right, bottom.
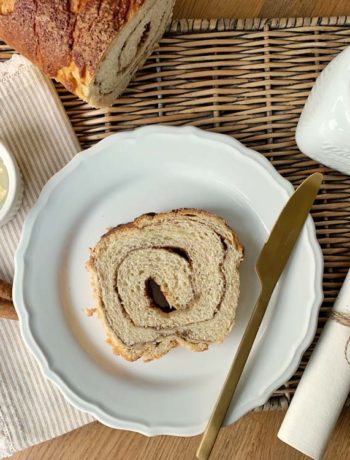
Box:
0, 0, 175, 107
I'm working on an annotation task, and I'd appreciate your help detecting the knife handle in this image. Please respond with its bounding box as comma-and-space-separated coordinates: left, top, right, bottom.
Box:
196, 288, 271, 460
0, 279, 18, 320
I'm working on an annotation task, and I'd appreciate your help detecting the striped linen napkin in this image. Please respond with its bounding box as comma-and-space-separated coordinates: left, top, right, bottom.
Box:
0, 55, 93, 459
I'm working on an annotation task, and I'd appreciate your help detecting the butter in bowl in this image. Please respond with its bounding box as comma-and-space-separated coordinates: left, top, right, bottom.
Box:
0, 142, 23, 227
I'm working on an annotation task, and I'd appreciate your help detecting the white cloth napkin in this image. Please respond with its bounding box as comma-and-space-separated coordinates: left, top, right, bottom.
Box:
0, 55, 93, 459
278, 270, 350, 459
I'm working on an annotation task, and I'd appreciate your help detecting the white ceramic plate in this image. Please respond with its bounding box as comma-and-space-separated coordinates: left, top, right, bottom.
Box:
14, 126, 323, 436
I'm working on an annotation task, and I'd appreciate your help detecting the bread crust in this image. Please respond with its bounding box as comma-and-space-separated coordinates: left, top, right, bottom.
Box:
87, 208, 243, 362
0, 0, 143, 73
100, 208, 243, 255
0, 0, 170, 105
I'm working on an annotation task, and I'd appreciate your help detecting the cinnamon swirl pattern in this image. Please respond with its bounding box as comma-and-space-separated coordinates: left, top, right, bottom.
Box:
87, 209, 243, 361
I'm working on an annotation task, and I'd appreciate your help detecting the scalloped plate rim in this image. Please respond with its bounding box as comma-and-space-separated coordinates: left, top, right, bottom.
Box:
13, 125, 323, 436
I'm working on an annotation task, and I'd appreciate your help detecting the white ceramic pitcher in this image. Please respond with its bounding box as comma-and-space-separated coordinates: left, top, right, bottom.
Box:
296, 46, 350, 175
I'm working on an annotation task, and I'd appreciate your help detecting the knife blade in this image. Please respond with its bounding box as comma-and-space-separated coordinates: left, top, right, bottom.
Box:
196, 172, 323, 460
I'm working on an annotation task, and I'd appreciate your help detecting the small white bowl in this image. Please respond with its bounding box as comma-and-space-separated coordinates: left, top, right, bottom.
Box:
0, 142, 23, 226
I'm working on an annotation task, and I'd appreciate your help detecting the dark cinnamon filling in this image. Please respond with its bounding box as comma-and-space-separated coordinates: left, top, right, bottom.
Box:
162, 246, 191, 264
139, 22, 150, 46
145, 278, 175, 314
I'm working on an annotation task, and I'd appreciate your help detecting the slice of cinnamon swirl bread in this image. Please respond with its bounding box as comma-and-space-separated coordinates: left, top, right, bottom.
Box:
86, 209, 243, 361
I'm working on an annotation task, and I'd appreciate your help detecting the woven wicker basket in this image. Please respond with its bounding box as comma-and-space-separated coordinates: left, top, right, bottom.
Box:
1, 16, 350, 410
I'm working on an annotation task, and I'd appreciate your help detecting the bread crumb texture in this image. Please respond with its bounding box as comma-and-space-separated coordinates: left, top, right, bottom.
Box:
83, 307, 97, 317
87, 208, 244, 362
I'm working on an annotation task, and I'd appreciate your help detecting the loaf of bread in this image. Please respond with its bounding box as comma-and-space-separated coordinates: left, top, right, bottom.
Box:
87, 209, 244, 362
0, 0, 174, 107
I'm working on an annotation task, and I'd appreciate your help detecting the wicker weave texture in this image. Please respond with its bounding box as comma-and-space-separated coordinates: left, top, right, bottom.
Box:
1, 16, 350, 409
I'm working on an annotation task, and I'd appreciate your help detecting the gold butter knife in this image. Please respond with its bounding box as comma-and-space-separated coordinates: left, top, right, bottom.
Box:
196, 172, 323, 460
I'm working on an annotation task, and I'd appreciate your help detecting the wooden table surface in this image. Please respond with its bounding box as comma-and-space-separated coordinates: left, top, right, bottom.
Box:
9, 1, 350, 459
